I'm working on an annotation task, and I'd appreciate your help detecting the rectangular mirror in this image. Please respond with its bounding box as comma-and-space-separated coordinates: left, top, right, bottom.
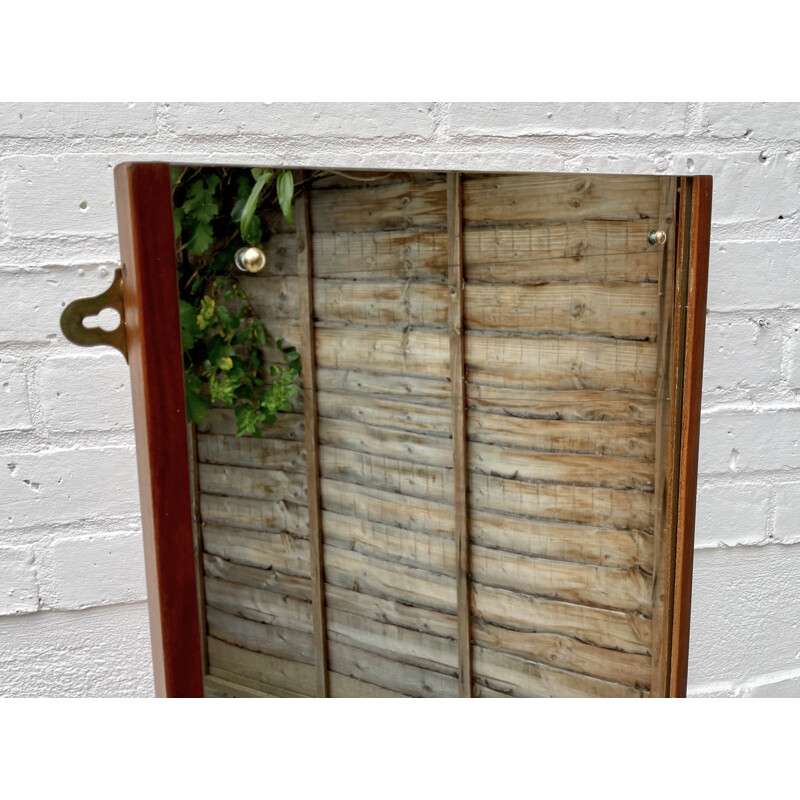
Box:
105, 163, 711, 697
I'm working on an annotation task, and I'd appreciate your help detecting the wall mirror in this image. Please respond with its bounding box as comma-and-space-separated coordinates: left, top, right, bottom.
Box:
62, 163, 712, 697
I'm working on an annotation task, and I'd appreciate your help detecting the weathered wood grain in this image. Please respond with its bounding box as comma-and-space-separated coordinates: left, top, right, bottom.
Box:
197, 434, 306, 472
472, 582, 652, 654
204, 576, 313, 633
200, 494, 308, 536
469, 509, 654, 571
466, 332, 658, 392
206, 666, 310, 698
472, 645, 647, 698
462, 174, 661, 224
327, 641, 459, 697
315, 328, 449, 377
206, 606, 316, 664
472, 618, 651, 689
319, 447, 453, 502
327, 607, 458, 674
463, 220, 661, 283
315, 280, 448, 326
317, 391, 451, 435
319, 418, 452, 468
199, 463, 308, 504
241, 276, 299, 320
324, 545, 457, 615
322, 516, 650, 615
204, 553, 312, 600
465, 384, 657, 423
325, 584, 458, 640
328, 673, 408, 698
316, 367, 451, 402
468, 412, 655, 458
650, 176, 682, 696
470, 544, 652, 614
320, 434, 653, 496
204, 674, 282, 698
203, 524, 310, 574
322, 510, 455, 576
465, 282, 659, 339
321, 478, 454, 538
316, 327, 658, 390
297, 186, 329, 697
311, 229, 448, 281
468, 473, 654, 532
207, 637, 317, 696
470, 443, 654, 491
310, 179, 448, 232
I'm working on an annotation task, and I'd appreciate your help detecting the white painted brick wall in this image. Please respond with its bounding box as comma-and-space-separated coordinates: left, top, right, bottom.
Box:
2, 102, 799, 697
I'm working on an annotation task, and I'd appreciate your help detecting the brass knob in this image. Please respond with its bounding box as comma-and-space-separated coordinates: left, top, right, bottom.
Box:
648, 230, 667, 246
235, 246, 266, 273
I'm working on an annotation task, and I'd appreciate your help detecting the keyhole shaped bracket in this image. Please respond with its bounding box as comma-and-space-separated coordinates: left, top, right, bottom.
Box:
60, 267, 127, 361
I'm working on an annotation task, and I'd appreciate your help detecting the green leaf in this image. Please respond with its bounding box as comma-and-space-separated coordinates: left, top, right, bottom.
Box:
231, 197, 246, 223
196, 296, 216, 330
252, 321, 267, 344
216, 305, 232, 326
181, 177, 220, 224
179, 300, 201, 351
241, 214, 262, 247
186, 221, 214, 255
277, 171, 294, 226
240, 170, 273, 243
184, 374, 211, 424
236, 175, 252, 199
173, 208, 184, 239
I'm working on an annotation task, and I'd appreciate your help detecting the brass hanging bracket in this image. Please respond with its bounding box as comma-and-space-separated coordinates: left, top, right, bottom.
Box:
60, 268, 128, 361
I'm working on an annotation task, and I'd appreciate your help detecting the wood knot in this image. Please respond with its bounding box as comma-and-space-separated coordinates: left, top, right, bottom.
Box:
570, 301, 587, 318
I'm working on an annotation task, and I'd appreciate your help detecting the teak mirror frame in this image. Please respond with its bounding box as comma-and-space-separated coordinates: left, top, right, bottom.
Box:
114, 161, 712, 698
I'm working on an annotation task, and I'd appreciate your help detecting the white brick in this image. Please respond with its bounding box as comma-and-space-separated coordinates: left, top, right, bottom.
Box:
4, 155, 118, 238
37, 531, 146, 610
0, 355, 32, 431
38, 352, 132, 431
687, 682, 741, 698
665, 150, 800, 224
700, 103, 800, 140
449, 103, 689, 137
698, 410, 800, 474
163, 102, 435, 139
1, 447, 139, 530
695, 483, 770, 547
0, 266, 121, 343
0, 545, 38, 614
772, 483, 800, 544
0, 603, 153, 696
708, 241, 800, 312
688, 544, 800, 684
0, 103, 158, 139
748, 674, 800, 697
702, 317, 782, 397
783, 327, 800, 389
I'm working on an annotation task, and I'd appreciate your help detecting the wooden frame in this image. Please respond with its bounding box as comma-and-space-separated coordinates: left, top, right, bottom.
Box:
113, 162, 711, 697
115, 162, 204, 697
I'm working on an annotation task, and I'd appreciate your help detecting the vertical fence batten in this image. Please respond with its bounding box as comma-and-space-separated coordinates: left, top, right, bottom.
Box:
650, 176, 680, 697
297, 185, 330, 697
447, 172, 473, 697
